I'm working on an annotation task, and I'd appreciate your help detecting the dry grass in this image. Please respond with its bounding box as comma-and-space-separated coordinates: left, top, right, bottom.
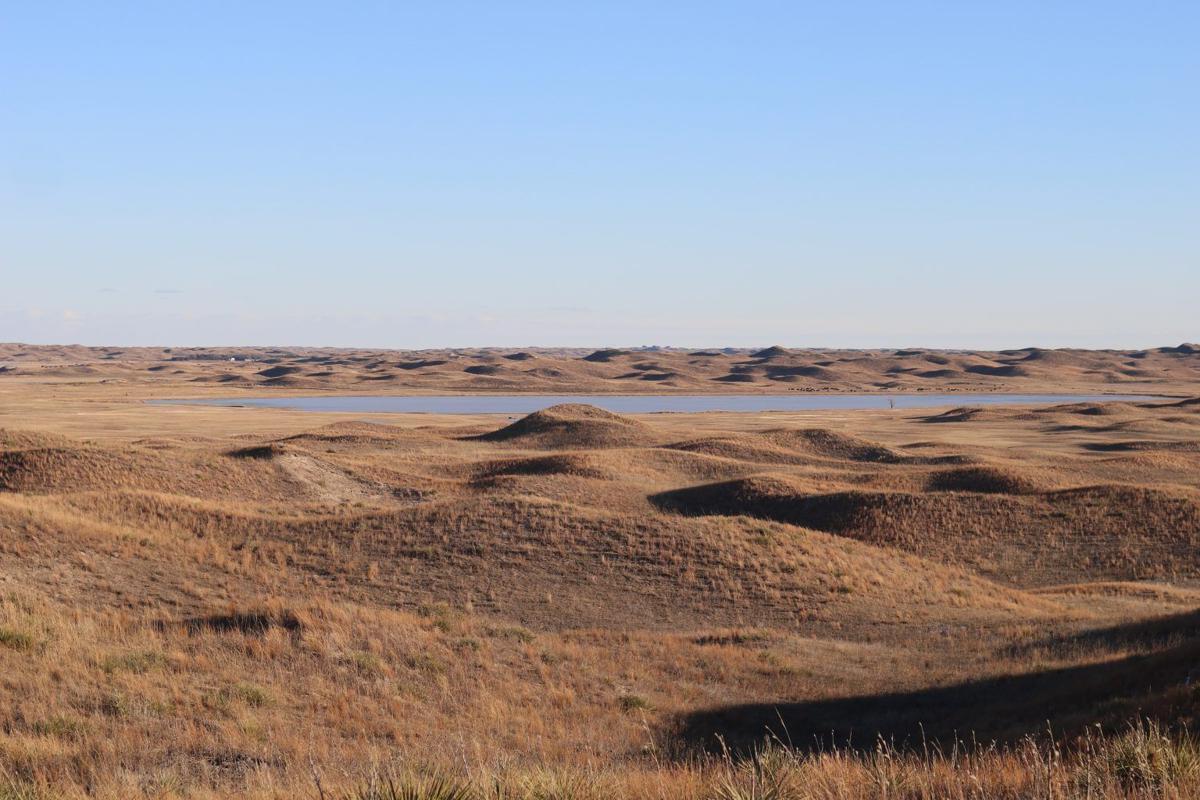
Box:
2, 382, 1200, 797
330, 723, 1200, 800
2, 342, 1197, 395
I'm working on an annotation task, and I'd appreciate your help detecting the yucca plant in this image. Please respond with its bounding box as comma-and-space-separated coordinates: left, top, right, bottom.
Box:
1098, 720, 1200, 792
711, 742, 795, 800
342, 774, 475, 800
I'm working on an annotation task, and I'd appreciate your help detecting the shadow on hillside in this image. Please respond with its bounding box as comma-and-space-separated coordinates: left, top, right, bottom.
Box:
674, 623, 1200, 755
1006, 608, 1200, 659
155, 611, 304, 637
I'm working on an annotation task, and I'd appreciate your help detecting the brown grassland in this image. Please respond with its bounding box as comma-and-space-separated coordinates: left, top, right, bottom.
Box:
1, 344, 1200, 798
2, 342, 1198, 395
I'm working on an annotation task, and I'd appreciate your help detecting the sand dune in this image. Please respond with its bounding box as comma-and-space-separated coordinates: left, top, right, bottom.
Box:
2, 342, 1197, 394
3, 376, 1200, 796
476, 403, 655, 448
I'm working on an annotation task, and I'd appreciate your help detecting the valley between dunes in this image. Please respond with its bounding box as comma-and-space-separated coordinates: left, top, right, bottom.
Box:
1, 349, 1200, 798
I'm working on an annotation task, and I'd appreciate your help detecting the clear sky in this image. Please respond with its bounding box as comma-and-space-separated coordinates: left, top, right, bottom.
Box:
2, 1, 1197, 349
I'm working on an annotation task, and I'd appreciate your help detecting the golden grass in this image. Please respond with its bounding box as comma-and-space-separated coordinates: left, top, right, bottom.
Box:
328, 724, 1200, 800
2, 387, 1200, 797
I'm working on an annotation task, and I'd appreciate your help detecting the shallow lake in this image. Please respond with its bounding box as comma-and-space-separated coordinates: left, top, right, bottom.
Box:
150, 393, 1156, 414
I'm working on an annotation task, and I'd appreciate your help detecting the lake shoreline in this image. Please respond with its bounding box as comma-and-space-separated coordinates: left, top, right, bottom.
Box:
147, 392, 1164, 415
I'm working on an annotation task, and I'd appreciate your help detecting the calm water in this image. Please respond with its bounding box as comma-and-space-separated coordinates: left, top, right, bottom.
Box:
150, 393, 1155, 414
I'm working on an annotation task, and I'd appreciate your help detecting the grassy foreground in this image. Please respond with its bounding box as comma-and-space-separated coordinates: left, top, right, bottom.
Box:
3, 390, 1200, 799
328, 726, 1200, 800
4, 723, 1199, 799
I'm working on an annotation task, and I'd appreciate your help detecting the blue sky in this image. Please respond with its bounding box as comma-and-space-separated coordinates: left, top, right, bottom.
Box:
2, 1, 1197, 348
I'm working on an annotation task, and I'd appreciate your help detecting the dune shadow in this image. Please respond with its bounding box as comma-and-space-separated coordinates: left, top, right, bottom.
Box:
156, 611, 304, 637
674, 630, 1200, 756
1006, 608, 1200, 659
